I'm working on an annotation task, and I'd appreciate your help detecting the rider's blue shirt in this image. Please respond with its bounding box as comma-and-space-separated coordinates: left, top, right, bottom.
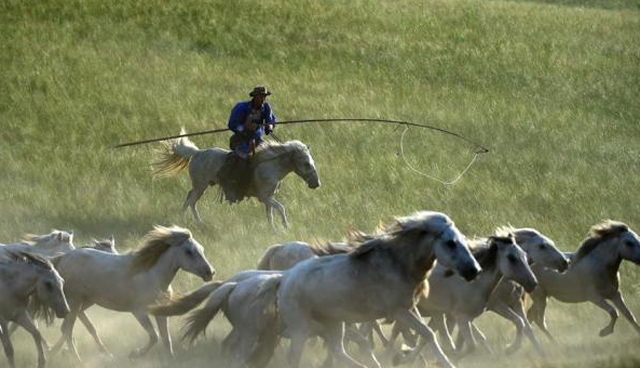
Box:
228, 101, 276, 146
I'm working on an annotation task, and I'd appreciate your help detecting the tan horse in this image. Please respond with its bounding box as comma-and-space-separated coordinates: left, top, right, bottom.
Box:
276, 211, 481, 368
153, 132, 320, 228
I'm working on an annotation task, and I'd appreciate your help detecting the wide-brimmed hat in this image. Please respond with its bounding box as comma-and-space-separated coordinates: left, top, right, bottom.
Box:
249, 86, 271, 97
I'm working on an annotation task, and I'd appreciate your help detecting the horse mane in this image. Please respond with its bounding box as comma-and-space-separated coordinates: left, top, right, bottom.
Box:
308, 242, 353, 256
20, 230, 72, 247
572, 220, 629, 264
254, 140, 308, 162
348, 211, 453, 260
1, 250, 55, 272
130, 225, 191, 274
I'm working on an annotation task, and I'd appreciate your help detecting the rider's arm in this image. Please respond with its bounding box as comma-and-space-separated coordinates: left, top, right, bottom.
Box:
228, 103, 248, 132
264, 103, 276, 134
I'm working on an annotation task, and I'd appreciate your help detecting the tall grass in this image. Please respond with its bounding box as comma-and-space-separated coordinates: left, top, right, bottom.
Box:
1, 0, 639, 366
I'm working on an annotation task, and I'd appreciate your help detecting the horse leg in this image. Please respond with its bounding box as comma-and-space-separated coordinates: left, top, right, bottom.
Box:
262, 199, 276, 230
16, 312, 46, 368
345, 323, 381, 368
262, 197, 288, 229
491, 303, 524, 355
323, 322, 368, 368
182, 186, 207, 223
590, 298, 618, 337
392, 308, 455, 368
528, 293, 554, 341
431, 313, 456, 353
56, 300, 82, 361
511, 298, 545, 355
77, 305, 111, 357
155, 316, 174, 358
610, 292, 640, 336
287, 328, 309, 368
129, 312, 159, 358
0, 321, 15, 368
456, 317, 477, 358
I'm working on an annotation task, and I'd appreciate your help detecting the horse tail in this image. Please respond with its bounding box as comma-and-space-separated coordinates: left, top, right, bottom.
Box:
152, 129, 200, 177
182, 282, 237, 344
149, 282, 222, 316
256, 244, 280, 270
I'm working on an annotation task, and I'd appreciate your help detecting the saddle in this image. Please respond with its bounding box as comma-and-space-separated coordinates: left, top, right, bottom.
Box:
217, 135, 256, 204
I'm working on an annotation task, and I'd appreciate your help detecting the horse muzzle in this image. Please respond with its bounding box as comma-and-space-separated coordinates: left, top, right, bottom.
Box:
56, 304, 71, 318
460, 263, 481, 282
308, 178, 320, 189
557, 259, 569, 272
201, 268, 215, 282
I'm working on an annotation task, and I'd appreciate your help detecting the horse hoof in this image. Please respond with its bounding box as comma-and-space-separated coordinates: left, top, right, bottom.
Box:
599, 328, 613, 337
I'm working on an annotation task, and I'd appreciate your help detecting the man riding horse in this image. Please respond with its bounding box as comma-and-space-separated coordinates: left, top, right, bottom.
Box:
218, 86, 277, 203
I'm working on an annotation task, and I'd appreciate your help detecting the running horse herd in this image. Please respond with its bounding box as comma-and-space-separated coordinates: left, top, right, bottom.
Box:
2, 139, 640, 368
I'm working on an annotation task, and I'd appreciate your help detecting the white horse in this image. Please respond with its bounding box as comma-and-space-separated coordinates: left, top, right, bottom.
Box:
80, 235, 118, 254
0, 251, 70, 368
527, 220, 640, 339
409, 233, 538, 361
0, 230, 75, 258
50, 225, 214, 360
256, 241, 352, 270
276, 211, 481, 368
153, 132, 320, 228
478, 226, 568, 354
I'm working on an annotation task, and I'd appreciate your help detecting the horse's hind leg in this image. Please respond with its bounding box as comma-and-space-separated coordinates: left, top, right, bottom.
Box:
591, 298, 618, 337
186, 186, 207, 223
345, 323, 381, 368
610, 292, 640, 336
155, 316, 174, 357
0, 321, 15, 368
129, 312, 159, 358
16, 312, 47, 368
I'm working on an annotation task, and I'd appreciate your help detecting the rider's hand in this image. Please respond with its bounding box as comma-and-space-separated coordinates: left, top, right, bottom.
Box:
265, 124, 273, 135
245, 120, 257, 131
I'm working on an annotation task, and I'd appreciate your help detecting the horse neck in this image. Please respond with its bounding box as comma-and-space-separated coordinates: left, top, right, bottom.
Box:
138, 249, 181, 291
258, 150, 295, 182
583, 240, 623, 275
474, 260, 503, 301
1, 264, 39, 299
395, 238, 437, 284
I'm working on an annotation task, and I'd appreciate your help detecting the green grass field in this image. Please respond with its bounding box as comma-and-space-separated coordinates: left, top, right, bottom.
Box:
1, 0, 640, 366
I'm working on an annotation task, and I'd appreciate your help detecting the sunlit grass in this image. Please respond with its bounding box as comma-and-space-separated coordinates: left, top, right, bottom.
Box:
1, 0, 639, 366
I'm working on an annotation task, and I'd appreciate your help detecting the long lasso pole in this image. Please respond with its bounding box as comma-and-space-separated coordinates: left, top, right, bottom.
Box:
113, 118, 489, 154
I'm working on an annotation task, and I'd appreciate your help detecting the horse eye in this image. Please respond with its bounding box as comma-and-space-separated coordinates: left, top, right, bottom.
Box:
45, 282, 54, 292
507, 254, 517, 263
539, 244, 546, 250
625, 240, 635, 247
446, 240, 457, 249
185, 249, 194, 256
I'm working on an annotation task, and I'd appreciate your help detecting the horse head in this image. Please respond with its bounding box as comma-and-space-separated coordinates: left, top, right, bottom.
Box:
27, 253, 70, 318
290, 142, 320, 189
91, 235, 117, 254
505, 227, 568, 272
612, 223, 640, 265
164, 227, 215, 281
490, 233, 538, 293
412, 212, 481, 281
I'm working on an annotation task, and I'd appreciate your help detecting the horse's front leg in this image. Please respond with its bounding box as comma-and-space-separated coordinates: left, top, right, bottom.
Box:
591, 298, 618, 337
261, 196, 288, 229
16, 312, 46, 368
155, 316, 174, 358
129, 312, 159, 358
393, 308, 455, 368
323, 322, 369, 368
0, 321, 15, 368
610, 292, 640, 336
